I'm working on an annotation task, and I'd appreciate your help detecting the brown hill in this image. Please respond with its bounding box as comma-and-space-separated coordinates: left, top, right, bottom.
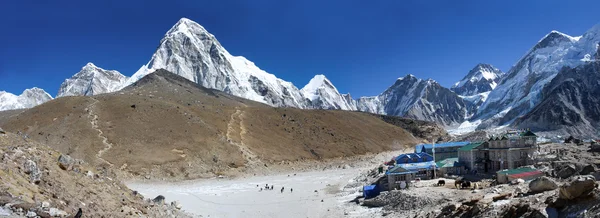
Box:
0, 132, 191, 217
1, 70, 419, 180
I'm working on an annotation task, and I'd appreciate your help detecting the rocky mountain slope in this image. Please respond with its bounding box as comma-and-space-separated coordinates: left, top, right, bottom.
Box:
0, 131, 191, 217
129, 18, 308, 108
301, 75, 356, 110
451, 64, 504, 109
356, 75, 472, 126
513, 62, 600, 137
451, 63, 504, 96
1, 70, 419, 180
0, 88, 52, 111
475, 25, 600, 129
57, 62, 129, 97
5, 18, 600, 136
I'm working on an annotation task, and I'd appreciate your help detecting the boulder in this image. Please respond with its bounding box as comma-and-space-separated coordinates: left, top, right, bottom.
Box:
0, 127, 5, 134
171, 201, 182, 210
153, 195, 165, 205
580, 164, 596, 175
26, 211, 36, 218
529, 177, 558, 193
23, 160, 37, 174
556, 164, 577, 179
48, 208, 68, 217
24, 160, 41, 184
57, 154, 74, 170
558, 175, 597, 200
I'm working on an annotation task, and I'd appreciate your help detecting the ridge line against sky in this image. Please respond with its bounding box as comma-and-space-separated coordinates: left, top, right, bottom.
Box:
1, 0, 600, 97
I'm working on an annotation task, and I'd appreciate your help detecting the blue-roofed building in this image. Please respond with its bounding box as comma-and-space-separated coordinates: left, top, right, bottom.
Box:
385, 152, 437, 190
414, 141, 470, 161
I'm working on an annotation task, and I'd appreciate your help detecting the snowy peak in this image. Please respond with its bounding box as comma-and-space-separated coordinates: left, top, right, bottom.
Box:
129, 17, 307, 108
57, 63, 129, 97
451, 63, 504, 96
475, 23, 600, 129
356, 74, 470, 126
533, 30, 579, 51
0, 87, 53, 111
301, 74, 334, 101
301, 75, 356, 110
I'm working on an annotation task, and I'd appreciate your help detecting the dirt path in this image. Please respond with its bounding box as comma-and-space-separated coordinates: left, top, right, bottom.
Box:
226, 107, 261, 166
86, 98, 114, 166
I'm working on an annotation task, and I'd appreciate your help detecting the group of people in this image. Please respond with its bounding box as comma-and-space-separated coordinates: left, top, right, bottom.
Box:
258, 184, 293, 193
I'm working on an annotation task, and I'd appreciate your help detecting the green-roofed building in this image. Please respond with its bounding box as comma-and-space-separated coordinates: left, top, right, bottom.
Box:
436, 157, 465, 175
457, 142, 485, 171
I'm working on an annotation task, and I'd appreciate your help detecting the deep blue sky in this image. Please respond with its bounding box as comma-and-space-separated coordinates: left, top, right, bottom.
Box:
1, 0, 600, 97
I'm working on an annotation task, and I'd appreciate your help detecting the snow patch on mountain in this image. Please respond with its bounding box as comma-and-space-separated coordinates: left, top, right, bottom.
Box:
129, 17, 306, 108
0, 88, 53, 111
475, 24, 600, 127
57, 63, 128, 97
451, 64, 504, 96
300, 75, 356, 110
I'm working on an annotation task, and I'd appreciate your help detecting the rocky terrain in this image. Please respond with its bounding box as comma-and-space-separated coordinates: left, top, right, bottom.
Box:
371, 114, 451, 143
0, 70, 420, 182
0, 131, 192, 217
345, 141, 600, 218
513, 62, 600, 138
3, 18, 600, 138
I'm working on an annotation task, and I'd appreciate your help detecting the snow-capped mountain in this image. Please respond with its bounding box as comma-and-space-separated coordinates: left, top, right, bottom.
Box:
301, 75, 356, 110
0, 88, 53, 111
451, 64, 504, 96
513, 61, 600, 137
356, 75, 471, 126
130, 18, 307, 108
57, 63, 129, 97
475, 25, 600, 129
450, 64, 504, 114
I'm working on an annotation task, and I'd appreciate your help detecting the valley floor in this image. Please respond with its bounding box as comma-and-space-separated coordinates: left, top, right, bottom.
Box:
125, 150, 407, 218
128, 167, 377, 218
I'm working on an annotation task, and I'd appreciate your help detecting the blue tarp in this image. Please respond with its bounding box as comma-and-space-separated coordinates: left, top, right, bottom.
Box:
363, 185, 380, 199
415, 141, 470, 153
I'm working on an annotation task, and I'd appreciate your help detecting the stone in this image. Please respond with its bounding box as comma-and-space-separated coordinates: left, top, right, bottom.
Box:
0, 127, 5, 134
23, 160, 37, 174
41, 201, 50, 208
26, 211, 36, 217
57, 154, 74, 170
23, 160, 42, 184
580, 164, 596, 175
48, 208, 68, 217
529, 176, 558, 193
153, 195, 165, 205
556, 164, 577, 179
86, 171, 94, 177
171, 201, 182, 210
558, 175, 596, 200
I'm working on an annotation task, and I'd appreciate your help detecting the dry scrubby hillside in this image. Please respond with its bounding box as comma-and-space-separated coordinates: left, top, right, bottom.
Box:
1, 70, 419, 180
0, 132, 191, 217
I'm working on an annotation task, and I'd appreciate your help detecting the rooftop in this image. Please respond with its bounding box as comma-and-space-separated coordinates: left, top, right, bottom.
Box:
416, 141, 470, 150
458, 142, 485, 151
435, 158, 463, 168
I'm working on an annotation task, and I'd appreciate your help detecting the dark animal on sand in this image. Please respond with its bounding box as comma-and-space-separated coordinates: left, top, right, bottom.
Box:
74, 208, 82, 218
455, 180, 462, 189
437, 180, 445, 186
462, 181, 471, 189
